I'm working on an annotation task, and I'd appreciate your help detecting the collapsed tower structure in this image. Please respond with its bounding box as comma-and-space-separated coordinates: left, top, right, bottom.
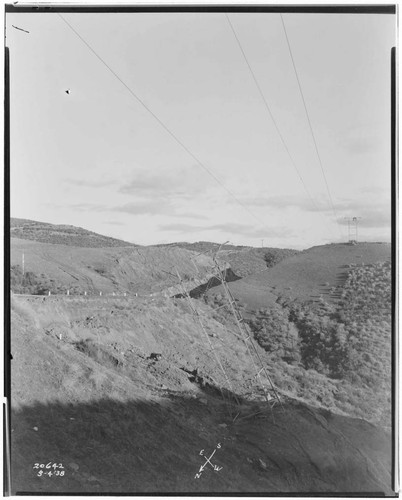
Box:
171, 243, 283, 422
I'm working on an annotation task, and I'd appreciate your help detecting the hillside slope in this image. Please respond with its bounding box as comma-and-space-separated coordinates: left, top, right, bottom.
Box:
10, 295, 393, 494
206, 242, 391, 310
10, 218, 137, 248
11, 238, 216, 295
161, 242, 299, 278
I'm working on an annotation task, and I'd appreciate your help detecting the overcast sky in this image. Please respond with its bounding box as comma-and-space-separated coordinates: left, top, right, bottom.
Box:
7, 9, 395, 248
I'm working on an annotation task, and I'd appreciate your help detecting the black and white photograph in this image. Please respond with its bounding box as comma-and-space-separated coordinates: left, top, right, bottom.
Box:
5, 3, 397, 495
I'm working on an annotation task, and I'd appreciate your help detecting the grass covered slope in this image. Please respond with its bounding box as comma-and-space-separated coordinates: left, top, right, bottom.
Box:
11, 218, 137, 247
162, 242, 299, 278
11, 295, 393, 494
218, 247, 299, 278
207, 242, 391, 311
204, 243, 392, 427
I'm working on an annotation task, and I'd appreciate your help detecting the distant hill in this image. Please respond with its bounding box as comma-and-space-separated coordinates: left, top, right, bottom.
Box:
206, 242, 391, 311
10, 218, 137, 248
218, 247, 299, 278
159, 241, 299, 278
157, 241, 247, 252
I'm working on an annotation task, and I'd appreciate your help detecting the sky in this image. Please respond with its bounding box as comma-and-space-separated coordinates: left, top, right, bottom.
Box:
7, 8, 396, 249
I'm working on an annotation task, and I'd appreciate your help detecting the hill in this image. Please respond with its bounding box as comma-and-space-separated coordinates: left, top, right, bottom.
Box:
10, 222, 299, 296
10, 295, 393, 494
11, 238, 216, 295
203, 243, 392, 427
162, 242, 299, 278
10, 218, 137, 248
8, 223, 394, 494
206, 242, 391, 310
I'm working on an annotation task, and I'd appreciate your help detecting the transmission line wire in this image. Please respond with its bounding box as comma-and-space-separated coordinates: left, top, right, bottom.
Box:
225, 14, 319, 212
57, 13, 267, 229
279, 14, 343, 237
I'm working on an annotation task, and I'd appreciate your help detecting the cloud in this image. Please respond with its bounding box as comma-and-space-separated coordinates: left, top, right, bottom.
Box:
211, 223, 292, 239
228, 194, 391, 230
111, 200, 207, 219
236, 195, 313, 210
159, 222, 292, 239
338, 210, 391, 229
342, 126, 378, 156
112, 200, 172, 216
65, 178, 116, 188
61, 199, 206, 220
66, 203, 108, 212
119, 166, 209, 200
104, 220, 124, 226
159, 223, 206, 233
345, 137, 377, 156
228, 194, 328, 212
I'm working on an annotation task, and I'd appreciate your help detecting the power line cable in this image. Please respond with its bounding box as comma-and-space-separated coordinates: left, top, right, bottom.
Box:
225, 14, 319, 212
279, 14, 343, 237
57, 13, 268, 229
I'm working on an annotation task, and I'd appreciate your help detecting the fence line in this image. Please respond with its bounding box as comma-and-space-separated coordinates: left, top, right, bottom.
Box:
12, 291, 145, 298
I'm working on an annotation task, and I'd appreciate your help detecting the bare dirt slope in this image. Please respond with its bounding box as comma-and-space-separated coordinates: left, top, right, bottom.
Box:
11, 238, 215, 295
207, 242, 391, 311
10, 295, 393, 494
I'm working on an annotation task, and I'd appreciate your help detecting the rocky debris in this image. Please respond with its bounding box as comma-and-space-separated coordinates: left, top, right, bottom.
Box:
149, 353, 162, 361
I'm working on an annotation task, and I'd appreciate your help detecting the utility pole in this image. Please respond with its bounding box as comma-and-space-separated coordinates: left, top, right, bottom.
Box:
344, 218, 351, 241
261, 239, 264, 248
22, 252, 25, 277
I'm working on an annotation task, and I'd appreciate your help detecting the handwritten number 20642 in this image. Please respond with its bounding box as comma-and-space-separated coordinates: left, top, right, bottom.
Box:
33, 463, 65, 476
33, 463, 64, 470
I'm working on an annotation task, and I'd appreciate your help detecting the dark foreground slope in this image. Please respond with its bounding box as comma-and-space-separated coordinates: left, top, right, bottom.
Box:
10, 295, 393, 494
12, 398, 392, 494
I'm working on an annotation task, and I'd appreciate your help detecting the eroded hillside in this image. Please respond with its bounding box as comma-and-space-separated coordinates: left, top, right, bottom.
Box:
10, 294, 393, 494
11, 238, 216, 295
9, 232, 394, 494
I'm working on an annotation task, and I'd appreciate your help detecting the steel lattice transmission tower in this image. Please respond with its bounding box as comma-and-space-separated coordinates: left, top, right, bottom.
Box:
344, 217, 362, 243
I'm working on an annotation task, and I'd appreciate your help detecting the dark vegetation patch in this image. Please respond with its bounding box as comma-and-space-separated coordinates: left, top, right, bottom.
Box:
11, 265, 80, 295
205, 262, 391, 426
219, 248, 300, 278
74, 339, 124, 370
262, 248, 300, 268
